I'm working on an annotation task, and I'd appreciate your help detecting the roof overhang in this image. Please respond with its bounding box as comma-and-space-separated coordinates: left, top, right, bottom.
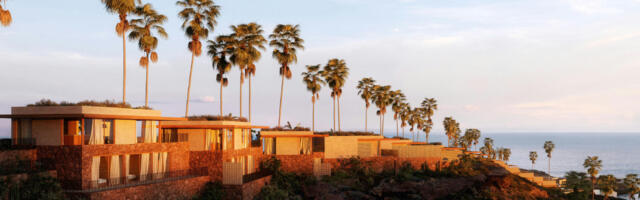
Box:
0, 114, 186, 121
358, 138, 403, 142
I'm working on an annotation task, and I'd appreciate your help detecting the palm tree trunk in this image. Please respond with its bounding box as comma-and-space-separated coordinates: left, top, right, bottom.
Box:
337, 96, 341, 132
396, 118, 399, 137
379, 114, 382, 135
278, 75, 285, 127
365, 105, 368, 132
548, 158, 551, 175
591, 179, 595, 200
185, 52, 195, 117
145, 54, 149, 107
425, 132, 429, 143
122, 35, 127, 103
402, 127, 405, 138
220, 81, 223, 116
248, 76, 252, 122
312, 97, 315, 131
382, 113, 385, 136
332, 96, 336, 131
239, 71, 243, 118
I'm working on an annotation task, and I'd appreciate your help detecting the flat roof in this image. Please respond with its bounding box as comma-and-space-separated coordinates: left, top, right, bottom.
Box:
0, 114, 186, 121
260, 134, 328, 138
358, 138, 404, 141
156, 124, 269, 129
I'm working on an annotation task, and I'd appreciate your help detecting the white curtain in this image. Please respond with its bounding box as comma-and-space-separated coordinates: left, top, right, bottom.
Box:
152, 152, 167, 179
88, 119, 104, 145
151, 152, 159, 179
159, 152, 168, 173
123, 155, 130, 178
247, 155, 254, 174
205, 130, 212, 151
110, 155, 120, 184
264, 138, 273, 154
140, 153, 149, 181
300, 138, 311, 155
91, 156, 100, 183
142, 121, 157, 143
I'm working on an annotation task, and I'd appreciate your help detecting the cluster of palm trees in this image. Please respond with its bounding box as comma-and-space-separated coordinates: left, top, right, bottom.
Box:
0, 0, 11, 27
582, 156, 639, 200
101, 0, 307, 123
496, 147, 512, 163
300, 58, 349, 132
525, 141, 554, 174
355, 78, 443, 142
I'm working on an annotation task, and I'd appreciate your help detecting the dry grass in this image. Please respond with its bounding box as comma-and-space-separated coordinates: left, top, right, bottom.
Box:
188, 115, 248, 122
26, 99, 151, 109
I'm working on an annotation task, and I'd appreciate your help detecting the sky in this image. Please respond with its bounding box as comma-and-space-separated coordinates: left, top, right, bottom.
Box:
1, 0, 640, 138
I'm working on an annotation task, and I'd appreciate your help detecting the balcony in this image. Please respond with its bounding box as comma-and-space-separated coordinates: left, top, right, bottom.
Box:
63, 168, 207, 193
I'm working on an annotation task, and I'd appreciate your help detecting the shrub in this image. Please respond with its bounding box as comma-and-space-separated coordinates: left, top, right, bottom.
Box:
26, 99, 148, 109
5, 173, 65, 200
192, 182, 224, 200
256, 185, 289, 200
188, 115, 247, 122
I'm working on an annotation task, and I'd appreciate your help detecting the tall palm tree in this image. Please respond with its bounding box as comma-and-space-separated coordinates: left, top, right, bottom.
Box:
228, 23, 266, 119
177, 0, 220, 117
372, 85, 392, 135
101, 0, 139, 103
459, 131, 473, 151
421, 98, 437, 137
321, 58, 349, 132
443, 117, 459, 147
128, 4, 168, 107
398, 103, 411, 138
483, 137, 495, 159
465, 128, 481, 150
584, 156, 602, 200
242, 23, 266, 122
357, 77, 376, 132
597, 175, 616, 200
270, 24, 304, 127
497, 147, 505, 161
1, 0, 13, 27
544, 140, 555, 175
302, 64, 325, 131
390, 90, 406, 137
503, 148, 511, 163
207, 35, 233, 116
624, 174, 639, 200
529, 151, 538, 169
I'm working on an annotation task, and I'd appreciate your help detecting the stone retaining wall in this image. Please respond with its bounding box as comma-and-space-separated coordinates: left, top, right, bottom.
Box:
223, 175, 272, 200
68, 176, 208, 200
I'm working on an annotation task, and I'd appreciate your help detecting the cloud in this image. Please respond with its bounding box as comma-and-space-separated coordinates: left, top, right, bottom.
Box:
199, 96, 216, 103
565, 0, 622, 14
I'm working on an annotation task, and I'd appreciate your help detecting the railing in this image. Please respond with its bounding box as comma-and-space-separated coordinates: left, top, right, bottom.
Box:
64, 167, 207, 193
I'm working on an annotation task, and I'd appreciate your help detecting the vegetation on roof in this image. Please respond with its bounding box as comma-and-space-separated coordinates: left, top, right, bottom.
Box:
26, 99, 151, 109
262, 121, 310, 131
187, 115, 248, 122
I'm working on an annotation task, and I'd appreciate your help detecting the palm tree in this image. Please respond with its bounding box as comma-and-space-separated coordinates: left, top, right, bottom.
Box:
583, 156, 602, 200
357, 77, 376, 132
529, 151, 538, 170
1, 0, 13, 27
597, 175, 616, 200
321, 58, 349, 132
228, 23, 266, 119
459, 131, 473, 151
421, 98, 437, 135
503, 148, 511, 163
128, 4, 168, 107
302, 64, 325, 131
241, 23, 266, 122
269, 24, 304, 127
101, 0, 139, 103
624, 174, 639, 200
207, 35, 233, 116
483, 137, 495, 159
177, 0, 220, 117
372, 85, 392, 135
390, 90, 406, 137
443, 117, 459, 147
465, 128, 481, 150
544, 140, 555, 175
398, 103, 411, 138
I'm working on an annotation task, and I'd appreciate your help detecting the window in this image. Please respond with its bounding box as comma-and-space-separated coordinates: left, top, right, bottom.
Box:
225, 129, 233, 150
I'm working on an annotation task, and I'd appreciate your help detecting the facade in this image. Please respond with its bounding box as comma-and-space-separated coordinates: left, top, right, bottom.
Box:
0, 106, 558, 199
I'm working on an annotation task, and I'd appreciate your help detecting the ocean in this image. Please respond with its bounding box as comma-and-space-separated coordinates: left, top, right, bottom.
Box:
383, 132, 640, 178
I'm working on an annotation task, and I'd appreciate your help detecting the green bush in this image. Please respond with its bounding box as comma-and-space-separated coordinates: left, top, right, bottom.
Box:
256, 185, 289, 200
193, 182, 224, 200
5, 173, 65, 200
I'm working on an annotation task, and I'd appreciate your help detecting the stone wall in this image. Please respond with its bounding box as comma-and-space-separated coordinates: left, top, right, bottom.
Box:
190, 147, 265, 182
274, 152, 324, 174
223, 175, 271, 200
69, 176, 209, 200
36, 146, 83, 189
0, 149, 36, 163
